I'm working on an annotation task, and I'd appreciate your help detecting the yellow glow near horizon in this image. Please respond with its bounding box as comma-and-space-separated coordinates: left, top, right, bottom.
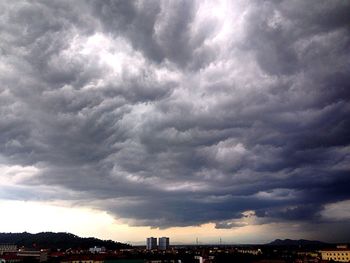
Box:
0, 200, 276, 244
0, 200, 316, 245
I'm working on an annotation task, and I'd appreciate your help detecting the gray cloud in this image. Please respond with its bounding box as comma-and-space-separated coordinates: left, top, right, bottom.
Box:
0, 0, 349, 240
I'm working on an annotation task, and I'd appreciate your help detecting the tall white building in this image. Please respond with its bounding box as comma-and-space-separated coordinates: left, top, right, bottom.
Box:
146, 237, 157, 250
158, 237, 169, 250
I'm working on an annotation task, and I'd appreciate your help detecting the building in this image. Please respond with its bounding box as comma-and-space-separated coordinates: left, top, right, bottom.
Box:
17, 249, 48, 262
158, 237, 170, 250
89, 246, 106, 254
0, 244, 17, 255
320, 245, 350, 262
236, 248, 262, 255
146, 237, 157, 250
61, 255, 104, 263
0, 252, 21, 263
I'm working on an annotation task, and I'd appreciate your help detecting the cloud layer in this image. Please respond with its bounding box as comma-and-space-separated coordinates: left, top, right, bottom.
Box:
1, 0, 349, 240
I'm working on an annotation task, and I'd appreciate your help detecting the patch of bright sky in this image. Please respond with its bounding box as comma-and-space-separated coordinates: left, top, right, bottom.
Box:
0, 199, 307, 245
321, 200, 350, 221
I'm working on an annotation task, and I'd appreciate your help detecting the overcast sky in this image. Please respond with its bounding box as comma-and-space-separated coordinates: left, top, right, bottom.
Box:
0, 0, 350, 244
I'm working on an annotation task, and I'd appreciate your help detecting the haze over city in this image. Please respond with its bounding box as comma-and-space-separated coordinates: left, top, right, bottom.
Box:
0, 0, 349, 245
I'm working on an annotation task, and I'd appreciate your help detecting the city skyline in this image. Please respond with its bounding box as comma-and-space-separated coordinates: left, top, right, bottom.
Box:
0, 0, 349, 244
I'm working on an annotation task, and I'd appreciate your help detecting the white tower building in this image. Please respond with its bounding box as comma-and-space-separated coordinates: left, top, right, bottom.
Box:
158, 237, 170, 250
146, 237, 157, 250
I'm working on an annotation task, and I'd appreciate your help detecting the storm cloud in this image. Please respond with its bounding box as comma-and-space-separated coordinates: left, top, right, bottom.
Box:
0, 0, 349, 240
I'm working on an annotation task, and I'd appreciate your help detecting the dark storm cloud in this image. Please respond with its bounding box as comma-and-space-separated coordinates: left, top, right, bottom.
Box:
90, 0, 214, 69
0, 0, 350, 238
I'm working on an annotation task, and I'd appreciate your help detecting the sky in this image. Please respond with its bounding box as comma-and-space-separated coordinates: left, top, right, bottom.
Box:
0, 0, 349, 245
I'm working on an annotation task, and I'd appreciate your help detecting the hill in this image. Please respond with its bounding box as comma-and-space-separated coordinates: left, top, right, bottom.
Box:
268, 239, 328, 246
0, 232, 131, 250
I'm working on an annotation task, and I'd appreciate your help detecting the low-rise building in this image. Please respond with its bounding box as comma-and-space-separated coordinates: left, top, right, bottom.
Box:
89, 246, 106, 254
17, 249, 48, 262
236, 248, 262, 255
0, 252, 21, 263
320, 246, 350, 262
0, 244, 17, 255
61, 255, 104, 263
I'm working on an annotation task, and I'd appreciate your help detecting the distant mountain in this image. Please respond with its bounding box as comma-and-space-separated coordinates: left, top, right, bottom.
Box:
268, 239, 328, 246
0, 232, 131, 250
